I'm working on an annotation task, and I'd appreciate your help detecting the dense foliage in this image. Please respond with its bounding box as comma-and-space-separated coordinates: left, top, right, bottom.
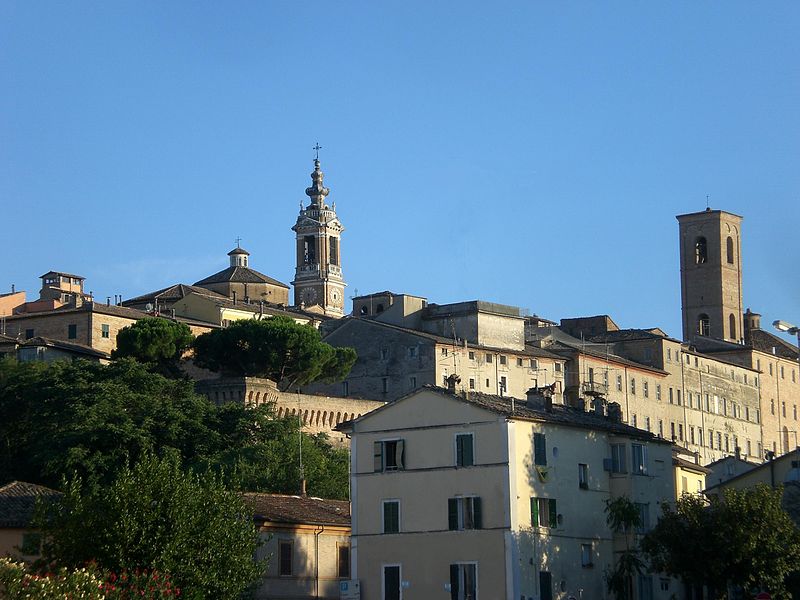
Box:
642, 485, 800, 599
36, 454, 264, 600
604, 496, 645, 600
112, 317, 194, 377
192, 317, 357, 389
0, 358, 349, 498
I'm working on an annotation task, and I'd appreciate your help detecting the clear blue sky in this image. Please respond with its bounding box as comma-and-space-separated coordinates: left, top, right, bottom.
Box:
2, 2, 798, 342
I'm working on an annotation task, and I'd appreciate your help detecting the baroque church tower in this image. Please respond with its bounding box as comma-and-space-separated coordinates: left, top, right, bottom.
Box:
291, 157, 346, 317
677, 208, 744, 343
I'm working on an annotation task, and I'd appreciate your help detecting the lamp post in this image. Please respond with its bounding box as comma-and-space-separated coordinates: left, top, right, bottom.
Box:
773, 320, 800, 458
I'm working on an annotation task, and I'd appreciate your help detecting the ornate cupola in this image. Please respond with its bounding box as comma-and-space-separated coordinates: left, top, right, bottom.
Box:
291, 148, 346, 317
228, 245, 250, 267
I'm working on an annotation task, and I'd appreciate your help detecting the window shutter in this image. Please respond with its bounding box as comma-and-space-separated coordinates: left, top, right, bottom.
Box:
549, 499, 557, 529
530, 497, 539, 527
473, 497, 483, 529
449, 564, 460, 600
534, 433, 547, 466
374, 442, 383, 472
464, 436, 474, 466
456, 435, 464, 466
448, 498, 459, 530
396, 439, 405, 469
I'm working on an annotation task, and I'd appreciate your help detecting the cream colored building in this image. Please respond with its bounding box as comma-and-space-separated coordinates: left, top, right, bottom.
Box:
244, 493, 351, 600
341, 386, 676, 600
0, 481, 60, 563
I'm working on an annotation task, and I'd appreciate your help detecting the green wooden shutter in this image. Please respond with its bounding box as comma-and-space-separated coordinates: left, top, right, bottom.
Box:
464, 435, 474, 466
473, 497, 482, 529
448, 498, 459, 530
549, 499, 557, 529
396, 439, 405, 469
534, 433, 547, 466
456, 435, 464, 466
449, 564, 460, 600
531, 497, 539, 527
374, 441, 383, 472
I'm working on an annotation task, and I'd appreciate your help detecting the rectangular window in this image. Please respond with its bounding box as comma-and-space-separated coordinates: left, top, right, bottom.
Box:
670, 422, 675, 440
499, 355, 507, 365
485, 353, 493, 363
441, 347, 448, 356
329, 237, 339, 265
456, 433, 474, 467
383, 500, 400, 533
678, 424, 684, 442
669, 388, 674, 404
630, 378, 636, 395
534, 433, 547, 466
632, 444, 648, 475
531, 358, 539, 369
485, 378, 490, 388
19, 533, 42, 556
611, 443, 627, 473
408, 346, 418, 358
25, 328, 34, 339
499, 375, 507, 393
581, 543, 593, 567
656, 384, 661, 400
643, 381, 649, 398
337, 545, 350, 578
554, 363, 561, 372
303, 235, 316, 263
530, 497, 558, 529
384, 565, 401, 600
588, 367, 594, 383
698, 428, 704, 447
616, 375, 623, 392
468, 378, 475, 390
380, 348, 389, 360
690, 426, 695, 444
409, 376, 417, 389
374, 440, 405, 472
646, 417, 651, 432
101, 324, 110, 338
677, 390, 682, 406
448, 496, 482, 530
279, 540, 293, 576
658, 420, 663, 437
717, 431, 722, 449
578, 463, 589, 489
468, 351, 474, 360
67, 324, 77, 339
449, 563, 477, 600
517, 357, 523, 367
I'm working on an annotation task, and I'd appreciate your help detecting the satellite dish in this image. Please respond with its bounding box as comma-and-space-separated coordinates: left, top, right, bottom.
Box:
145, 303, 154, 312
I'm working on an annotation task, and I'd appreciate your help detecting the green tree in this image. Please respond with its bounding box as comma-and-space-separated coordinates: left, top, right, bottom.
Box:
36, 454, 264, 600
192, 317, 356, 390
642, 485, 800, 599
112, 317, 194, 377
604, 496, 646, 600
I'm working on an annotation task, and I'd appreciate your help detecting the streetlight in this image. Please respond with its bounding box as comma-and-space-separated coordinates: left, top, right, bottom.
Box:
773, 319, 800, 355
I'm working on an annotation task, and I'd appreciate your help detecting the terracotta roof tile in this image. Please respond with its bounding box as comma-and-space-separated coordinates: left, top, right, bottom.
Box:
0, 481, 61, 528
242, 493, 350, 526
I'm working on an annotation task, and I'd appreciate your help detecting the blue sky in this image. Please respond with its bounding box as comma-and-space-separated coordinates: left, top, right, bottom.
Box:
2, 2, 798, 342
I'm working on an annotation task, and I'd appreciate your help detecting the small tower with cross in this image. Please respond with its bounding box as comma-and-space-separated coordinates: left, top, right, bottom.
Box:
291, 145, 346, 316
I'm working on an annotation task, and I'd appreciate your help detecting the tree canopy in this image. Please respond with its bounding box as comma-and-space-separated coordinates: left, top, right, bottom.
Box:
642, 485, 800, 599
0, 358, 349, 499
191, 317, 356, 390
112, 317, 194, 377
36, 453, 264, 600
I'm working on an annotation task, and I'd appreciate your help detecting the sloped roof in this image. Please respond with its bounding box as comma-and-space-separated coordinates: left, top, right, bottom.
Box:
546, 340, 669, 375
21, 337, 110, 359
0, 481, 61, 528
39, 271, 84, 280
588, 328, 680, 344
194, 266, 289, 289
748, 329, 799, 360
124, 284, 229, 306
242, 493, 350, 526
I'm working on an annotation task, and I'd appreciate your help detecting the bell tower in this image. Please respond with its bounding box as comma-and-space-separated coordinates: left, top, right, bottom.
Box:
677, 208, 744, 343
291, 153, 346, 317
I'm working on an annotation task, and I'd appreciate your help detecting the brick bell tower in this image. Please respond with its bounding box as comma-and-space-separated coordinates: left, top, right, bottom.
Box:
291, 151, 346, 317
677, 207, 744, 343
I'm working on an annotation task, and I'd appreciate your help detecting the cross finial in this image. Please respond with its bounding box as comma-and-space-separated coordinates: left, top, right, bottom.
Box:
313, 143, 322, 161
235, 236, 242, 248
706, 195, 710, 210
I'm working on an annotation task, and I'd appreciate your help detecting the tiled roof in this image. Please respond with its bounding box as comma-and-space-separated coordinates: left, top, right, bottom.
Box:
588, 328, 679, 343
194, 266, 289, 289
39, 271, 84, 280
124, 284, 229, 305
546, 340, 669, 375
21, 337, 110, 359
2, 302, 146, 322
0, 481, 61, 528
242, 493, 350, 526
748, 329, 799, 360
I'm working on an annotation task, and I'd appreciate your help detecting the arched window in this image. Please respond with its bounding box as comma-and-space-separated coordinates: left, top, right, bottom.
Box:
695, 237, 707, 264
726, 236, 734, 264
729, 314, 737, 340
359, 305, 368, 316
698, 314, 710, 337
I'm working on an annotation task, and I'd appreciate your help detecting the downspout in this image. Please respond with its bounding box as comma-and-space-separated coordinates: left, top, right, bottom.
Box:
314, 524, 325, 599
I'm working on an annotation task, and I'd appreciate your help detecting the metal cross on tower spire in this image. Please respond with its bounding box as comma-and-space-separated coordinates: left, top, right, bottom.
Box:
313, 143, 322, 161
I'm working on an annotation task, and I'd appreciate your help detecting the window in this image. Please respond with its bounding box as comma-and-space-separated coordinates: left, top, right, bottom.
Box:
441, 347, 448, 356
698, 428, 704, 446
630, 378, 636, 395
534, 433, 547, 466
279, 540, 293, 576
485, 378, 489, 388
540, 571, 553, 600
468, 351, 474, 360
381, 348, 389, 360
448, 496, 482, 530
611, 443, 626, 473
101, 324, 110, 338
616, 375, 623, 392
717, 431, 722, 449
698, 314, 710, 337
726, 236, 734, 264
456, 433, 474, 467
678, 424, 684, 442
670, 422, 675, 440
337, 545, 350, 578
468, 378, 475, 390
499, 376, 507, 393
449, 563, 477, 600
669, 388, 674, 404
517, 357, 523, 367
695, 236, 707, 264
67, 324, 77, 339
383, 500, 400, 533
578, 463, 589, 489
531, 497, 557, 528
374, 440, 405, 472
531, 358, 539, 369
408, 346, 418, 358
643, 381, 649, 398
329, 237, 339, 266
632, 444, 648, 475
634, 502, 650, 532
632, 414, 637, 428
677, 390, 682, 406
384, 565, 401, 600
667, 348, 672, 362
645, 417, 651, 432
658, 420, 663, 437
409, 376, 417, 389
303, 235, 316, 263
581, 543, 593, 567
656, 384, 661, 400
485, 353, 493, 363
554, 362, 561, 372
499, 355, 507, 365
588, 367, 594, 383
19, 533, 42, 556
25, 328, 34, 340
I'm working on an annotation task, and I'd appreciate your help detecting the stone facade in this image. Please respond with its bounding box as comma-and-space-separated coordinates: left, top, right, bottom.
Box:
194, 376, 384, 445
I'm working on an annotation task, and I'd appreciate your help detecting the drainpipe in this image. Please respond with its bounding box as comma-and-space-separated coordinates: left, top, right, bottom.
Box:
314, 524, 325, 598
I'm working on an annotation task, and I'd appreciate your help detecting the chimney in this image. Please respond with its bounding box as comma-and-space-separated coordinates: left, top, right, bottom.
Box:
106, 296, 111, 306
171, 308, 176, 319
526, 387, 553, 411
593, 397, 606, 417
446, 374, 461, 393
11, 284, 14, 293
232, 291, 237, 304
607, 402, 622, 423
300, 478, 307, 496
